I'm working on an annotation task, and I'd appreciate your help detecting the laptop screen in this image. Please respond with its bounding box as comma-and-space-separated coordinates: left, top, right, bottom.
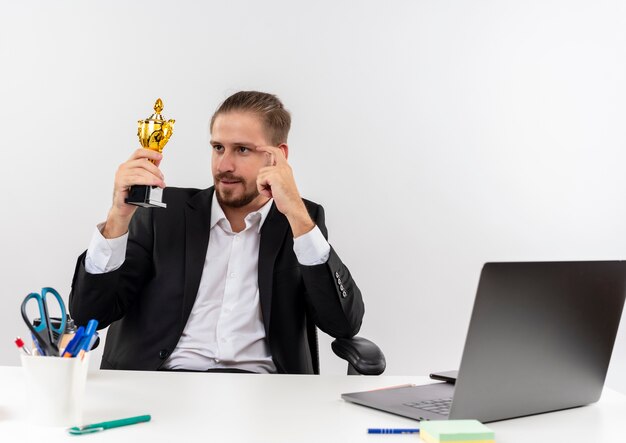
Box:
450, 261, 626, 422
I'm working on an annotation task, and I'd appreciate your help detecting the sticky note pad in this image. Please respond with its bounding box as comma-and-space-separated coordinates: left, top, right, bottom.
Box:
420, 420, 495, 443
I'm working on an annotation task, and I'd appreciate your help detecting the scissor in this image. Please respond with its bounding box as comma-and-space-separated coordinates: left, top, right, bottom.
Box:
20, 287, 67, 357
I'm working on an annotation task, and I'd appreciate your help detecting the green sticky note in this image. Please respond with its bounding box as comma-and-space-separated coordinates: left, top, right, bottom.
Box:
420, 420, 495, 442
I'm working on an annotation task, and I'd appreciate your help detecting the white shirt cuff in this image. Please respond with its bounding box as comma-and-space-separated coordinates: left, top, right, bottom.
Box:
84, 222, 129, 274
293, 225, 331, 266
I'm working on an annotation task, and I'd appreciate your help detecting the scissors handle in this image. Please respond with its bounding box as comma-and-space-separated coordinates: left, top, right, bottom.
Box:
41, 287, 67, 339
20, 288, 68, 356
21, 294, 54, 356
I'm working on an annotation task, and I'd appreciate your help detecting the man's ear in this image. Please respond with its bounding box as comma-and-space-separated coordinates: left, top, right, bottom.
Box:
278, 143, 289, 160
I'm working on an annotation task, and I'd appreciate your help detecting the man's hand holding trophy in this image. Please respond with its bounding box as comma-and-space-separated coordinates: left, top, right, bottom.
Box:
125, 98, 175, 208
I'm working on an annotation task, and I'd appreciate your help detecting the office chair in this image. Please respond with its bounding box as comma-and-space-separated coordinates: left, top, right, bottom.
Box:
332, 336, 386, 375
307, 321, 386, 375
64, 317, 386, 375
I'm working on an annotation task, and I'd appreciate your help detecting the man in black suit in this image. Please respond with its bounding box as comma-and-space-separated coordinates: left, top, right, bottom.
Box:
69, 91, 364, 373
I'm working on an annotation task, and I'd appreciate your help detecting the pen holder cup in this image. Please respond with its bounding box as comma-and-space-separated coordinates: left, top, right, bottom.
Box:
20, 353, 90, 426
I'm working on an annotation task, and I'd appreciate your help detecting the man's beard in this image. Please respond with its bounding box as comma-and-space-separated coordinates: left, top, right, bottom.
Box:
214, 173, 260, 208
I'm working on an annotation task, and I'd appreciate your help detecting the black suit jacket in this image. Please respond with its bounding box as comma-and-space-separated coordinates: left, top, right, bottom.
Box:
69, 187, 364, 373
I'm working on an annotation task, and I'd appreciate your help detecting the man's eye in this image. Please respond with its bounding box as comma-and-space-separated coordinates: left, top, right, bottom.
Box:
213, 145, 224, 152
237, 146, 250, 153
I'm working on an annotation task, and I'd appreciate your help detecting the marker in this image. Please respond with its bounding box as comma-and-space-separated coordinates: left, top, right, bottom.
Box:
14, 337, 31, 355
367, 428, 420, 434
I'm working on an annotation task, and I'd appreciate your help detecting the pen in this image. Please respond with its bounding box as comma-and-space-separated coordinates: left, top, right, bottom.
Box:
63, 326, 85, 358
87, 331, 99, 351
76, 319, 98, 360
67, 414, 151, 435
14, 337, 31, 355
31, 332, 46, 356
368, 428, 420, 434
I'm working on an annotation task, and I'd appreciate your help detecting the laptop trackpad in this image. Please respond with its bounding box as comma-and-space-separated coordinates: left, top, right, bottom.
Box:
342, 382, 455, 421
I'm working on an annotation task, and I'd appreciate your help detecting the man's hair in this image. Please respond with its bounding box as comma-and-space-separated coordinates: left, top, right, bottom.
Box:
210, 91, 291, 145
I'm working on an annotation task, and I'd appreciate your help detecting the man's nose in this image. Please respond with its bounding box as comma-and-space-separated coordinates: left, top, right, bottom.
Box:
217, 151, 235, 172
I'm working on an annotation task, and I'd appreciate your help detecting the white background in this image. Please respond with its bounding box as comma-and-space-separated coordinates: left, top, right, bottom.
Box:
1, 1, 626, 393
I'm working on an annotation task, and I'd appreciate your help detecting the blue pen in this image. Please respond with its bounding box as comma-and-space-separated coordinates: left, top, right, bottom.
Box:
367, 428, 420, 434
74, 319, 98, 357
31, 333, 46, 356
62, 326, 85, 358
87, 331, 99, 351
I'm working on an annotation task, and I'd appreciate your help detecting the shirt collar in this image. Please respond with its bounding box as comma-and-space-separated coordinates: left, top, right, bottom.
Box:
210, 193, 274, 233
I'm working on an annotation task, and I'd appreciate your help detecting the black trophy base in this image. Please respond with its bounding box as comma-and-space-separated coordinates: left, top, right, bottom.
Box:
125, 185, 167, 208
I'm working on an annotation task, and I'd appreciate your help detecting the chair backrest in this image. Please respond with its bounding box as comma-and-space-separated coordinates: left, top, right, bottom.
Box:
305, 316, 320, 374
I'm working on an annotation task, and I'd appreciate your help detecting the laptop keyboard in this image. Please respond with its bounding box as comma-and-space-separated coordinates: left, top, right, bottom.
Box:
403, 398, 452, 416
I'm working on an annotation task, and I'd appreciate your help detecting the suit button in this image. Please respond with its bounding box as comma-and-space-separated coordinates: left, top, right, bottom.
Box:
340, 284, 345, 291
335, 272, 340, 278
342, 290, 348, 298
337, 278, 342, 285
159, 350, 169, 359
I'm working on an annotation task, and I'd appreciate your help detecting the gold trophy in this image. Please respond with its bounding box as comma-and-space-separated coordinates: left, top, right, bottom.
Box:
125, 98, 175, 208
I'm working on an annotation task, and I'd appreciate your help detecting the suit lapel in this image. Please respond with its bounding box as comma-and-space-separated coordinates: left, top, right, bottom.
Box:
181, 187, 214, 331
258, 202, 289, 338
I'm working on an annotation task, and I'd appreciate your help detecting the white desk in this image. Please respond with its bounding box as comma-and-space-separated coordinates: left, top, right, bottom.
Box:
0, 366, 624, 442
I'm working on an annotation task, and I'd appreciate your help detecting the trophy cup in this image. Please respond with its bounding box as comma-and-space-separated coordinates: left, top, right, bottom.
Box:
125, 98, 175, 208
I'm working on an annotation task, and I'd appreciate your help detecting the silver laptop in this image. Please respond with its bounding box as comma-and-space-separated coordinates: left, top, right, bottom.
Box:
342, 261, 626, 422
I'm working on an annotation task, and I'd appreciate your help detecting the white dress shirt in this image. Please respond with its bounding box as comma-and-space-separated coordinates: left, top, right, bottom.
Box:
85, 194, 331, 372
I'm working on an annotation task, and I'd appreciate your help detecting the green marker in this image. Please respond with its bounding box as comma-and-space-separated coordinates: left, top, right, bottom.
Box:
67, 414, 151, 435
